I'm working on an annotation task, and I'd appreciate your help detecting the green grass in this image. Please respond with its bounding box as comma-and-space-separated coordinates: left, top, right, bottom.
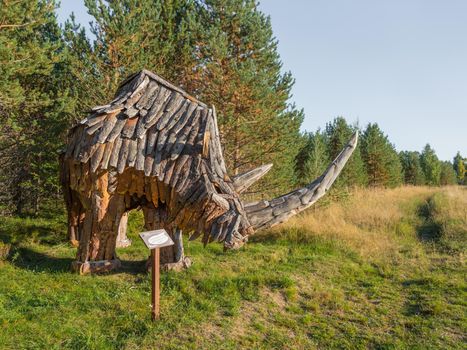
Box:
0, 187, 465, 349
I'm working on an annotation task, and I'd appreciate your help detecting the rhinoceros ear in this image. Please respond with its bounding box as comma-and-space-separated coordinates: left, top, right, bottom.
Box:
232, 164, 273, 193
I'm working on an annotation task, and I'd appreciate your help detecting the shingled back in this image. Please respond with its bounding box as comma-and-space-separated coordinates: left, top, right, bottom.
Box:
66, 70, 228, 179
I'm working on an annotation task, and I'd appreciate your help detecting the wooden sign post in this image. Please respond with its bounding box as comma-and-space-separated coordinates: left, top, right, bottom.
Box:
139, 229, 174, 321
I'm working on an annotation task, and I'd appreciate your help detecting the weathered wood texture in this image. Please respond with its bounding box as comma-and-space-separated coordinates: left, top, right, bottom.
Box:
116, 212, 131, 248
61, 70, 252, 273
60, 69, 358, 274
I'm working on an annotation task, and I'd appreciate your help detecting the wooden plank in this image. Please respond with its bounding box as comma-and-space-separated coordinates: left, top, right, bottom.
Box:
170, 154, 189, 188
143, 69, 208, 108
122, 117, 138, 138
66, 126, 83, 158
109, 137, 123, 169
124, 106, 139, 118
173, 157, 192, 191
117, 138, 131, 173
100, 142, 114, 170
125, 76, 150, 106
211, 105, 228, 173
85, 120, 104, 135
152, 131, 169, 176
170, 108, 201, 161
90, 143, 106, 172
150, 178, 159, 205
155, 93, 184, 130
85, 113, 107, 127
127, 139, 138, 167
136, 87, 171, 135
96, 112, 119, 143
106, 113, 128, 142
107, 169, 118, 193
167, 100, 197, 134
135, 133, 147, 171
77, 135, 97, 163
136, 81, 159, 109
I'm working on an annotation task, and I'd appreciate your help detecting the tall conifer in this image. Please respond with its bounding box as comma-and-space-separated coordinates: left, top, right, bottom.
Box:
453, 152, 465, 185
399, 151, 425, 185
439, 161, 457, 185
325, 117, 367, 188
294, 130, 329, 186
360, 123, 402, 187
194, 0, 303, 194
420, 144, 441, 186
0, 0, 74, 214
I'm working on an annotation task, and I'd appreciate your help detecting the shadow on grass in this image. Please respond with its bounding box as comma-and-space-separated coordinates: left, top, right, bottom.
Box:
9, 246, 147, 275
0, 219, 67, 246
9, 246, 73, 273
416, 199, 443, 243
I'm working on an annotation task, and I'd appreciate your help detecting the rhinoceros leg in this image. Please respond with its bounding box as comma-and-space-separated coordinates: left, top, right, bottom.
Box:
142, 204, 192, 271
115, 212, 132, 248
71, 192, 126, 274
66, 190, 84, 247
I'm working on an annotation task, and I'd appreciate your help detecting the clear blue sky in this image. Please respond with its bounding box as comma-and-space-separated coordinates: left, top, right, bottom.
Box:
56, 0, 467, 161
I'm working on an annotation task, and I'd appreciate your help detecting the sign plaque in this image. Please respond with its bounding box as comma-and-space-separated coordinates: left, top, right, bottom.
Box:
139, 229, 174, 321
139, 229, 174, 249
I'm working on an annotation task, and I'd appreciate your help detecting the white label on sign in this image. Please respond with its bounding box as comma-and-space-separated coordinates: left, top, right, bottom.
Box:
148, 233, 169, 246
139, 229, 174, 249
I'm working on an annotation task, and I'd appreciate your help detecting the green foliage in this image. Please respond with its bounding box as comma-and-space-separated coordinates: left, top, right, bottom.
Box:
294, 130, 329, 186
360, 123, 402, 188
453, 152, 465, 185
420, 144, 441, 186
0, 0, 76, 215
399, 151, 426, 185
63, 0, 201, 112
325, 117, 367, 188
439, 161, 457, 186
194, 0, 303, 194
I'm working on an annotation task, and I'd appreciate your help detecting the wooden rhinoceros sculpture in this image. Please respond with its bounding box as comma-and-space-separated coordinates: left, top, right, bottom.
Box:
60, 70, 358, 274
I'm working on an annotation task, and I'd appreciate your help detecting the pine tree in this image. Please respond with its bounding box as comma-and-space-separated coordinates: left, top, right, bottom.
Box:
439, 161, 457, 185
63, 0, 201, 116
360, 123, 402, 187
194, 0, 303, 194
324, 117, 367, 188
399, 151, 425, 185
420, 144, 441, 186
453, 152, 465, 185
294, 130, 329, 187
0, 0, 75, 214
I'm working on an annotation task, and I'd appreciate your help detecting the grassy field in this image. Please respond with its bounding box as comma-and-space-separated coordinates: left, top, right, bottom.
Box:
0, 186, 465, 349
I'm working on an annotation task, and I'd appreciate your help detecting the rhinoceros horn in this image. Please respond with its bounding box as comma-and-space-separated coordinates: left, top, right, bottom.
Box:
232, 163, 273, 193
244, 131, 359, 231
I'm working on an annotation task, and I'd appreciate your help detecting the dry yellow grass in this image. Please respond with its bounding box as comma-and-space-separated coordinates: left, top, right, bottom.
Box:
264, 186, 465, 263
431, 185, 467, 227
